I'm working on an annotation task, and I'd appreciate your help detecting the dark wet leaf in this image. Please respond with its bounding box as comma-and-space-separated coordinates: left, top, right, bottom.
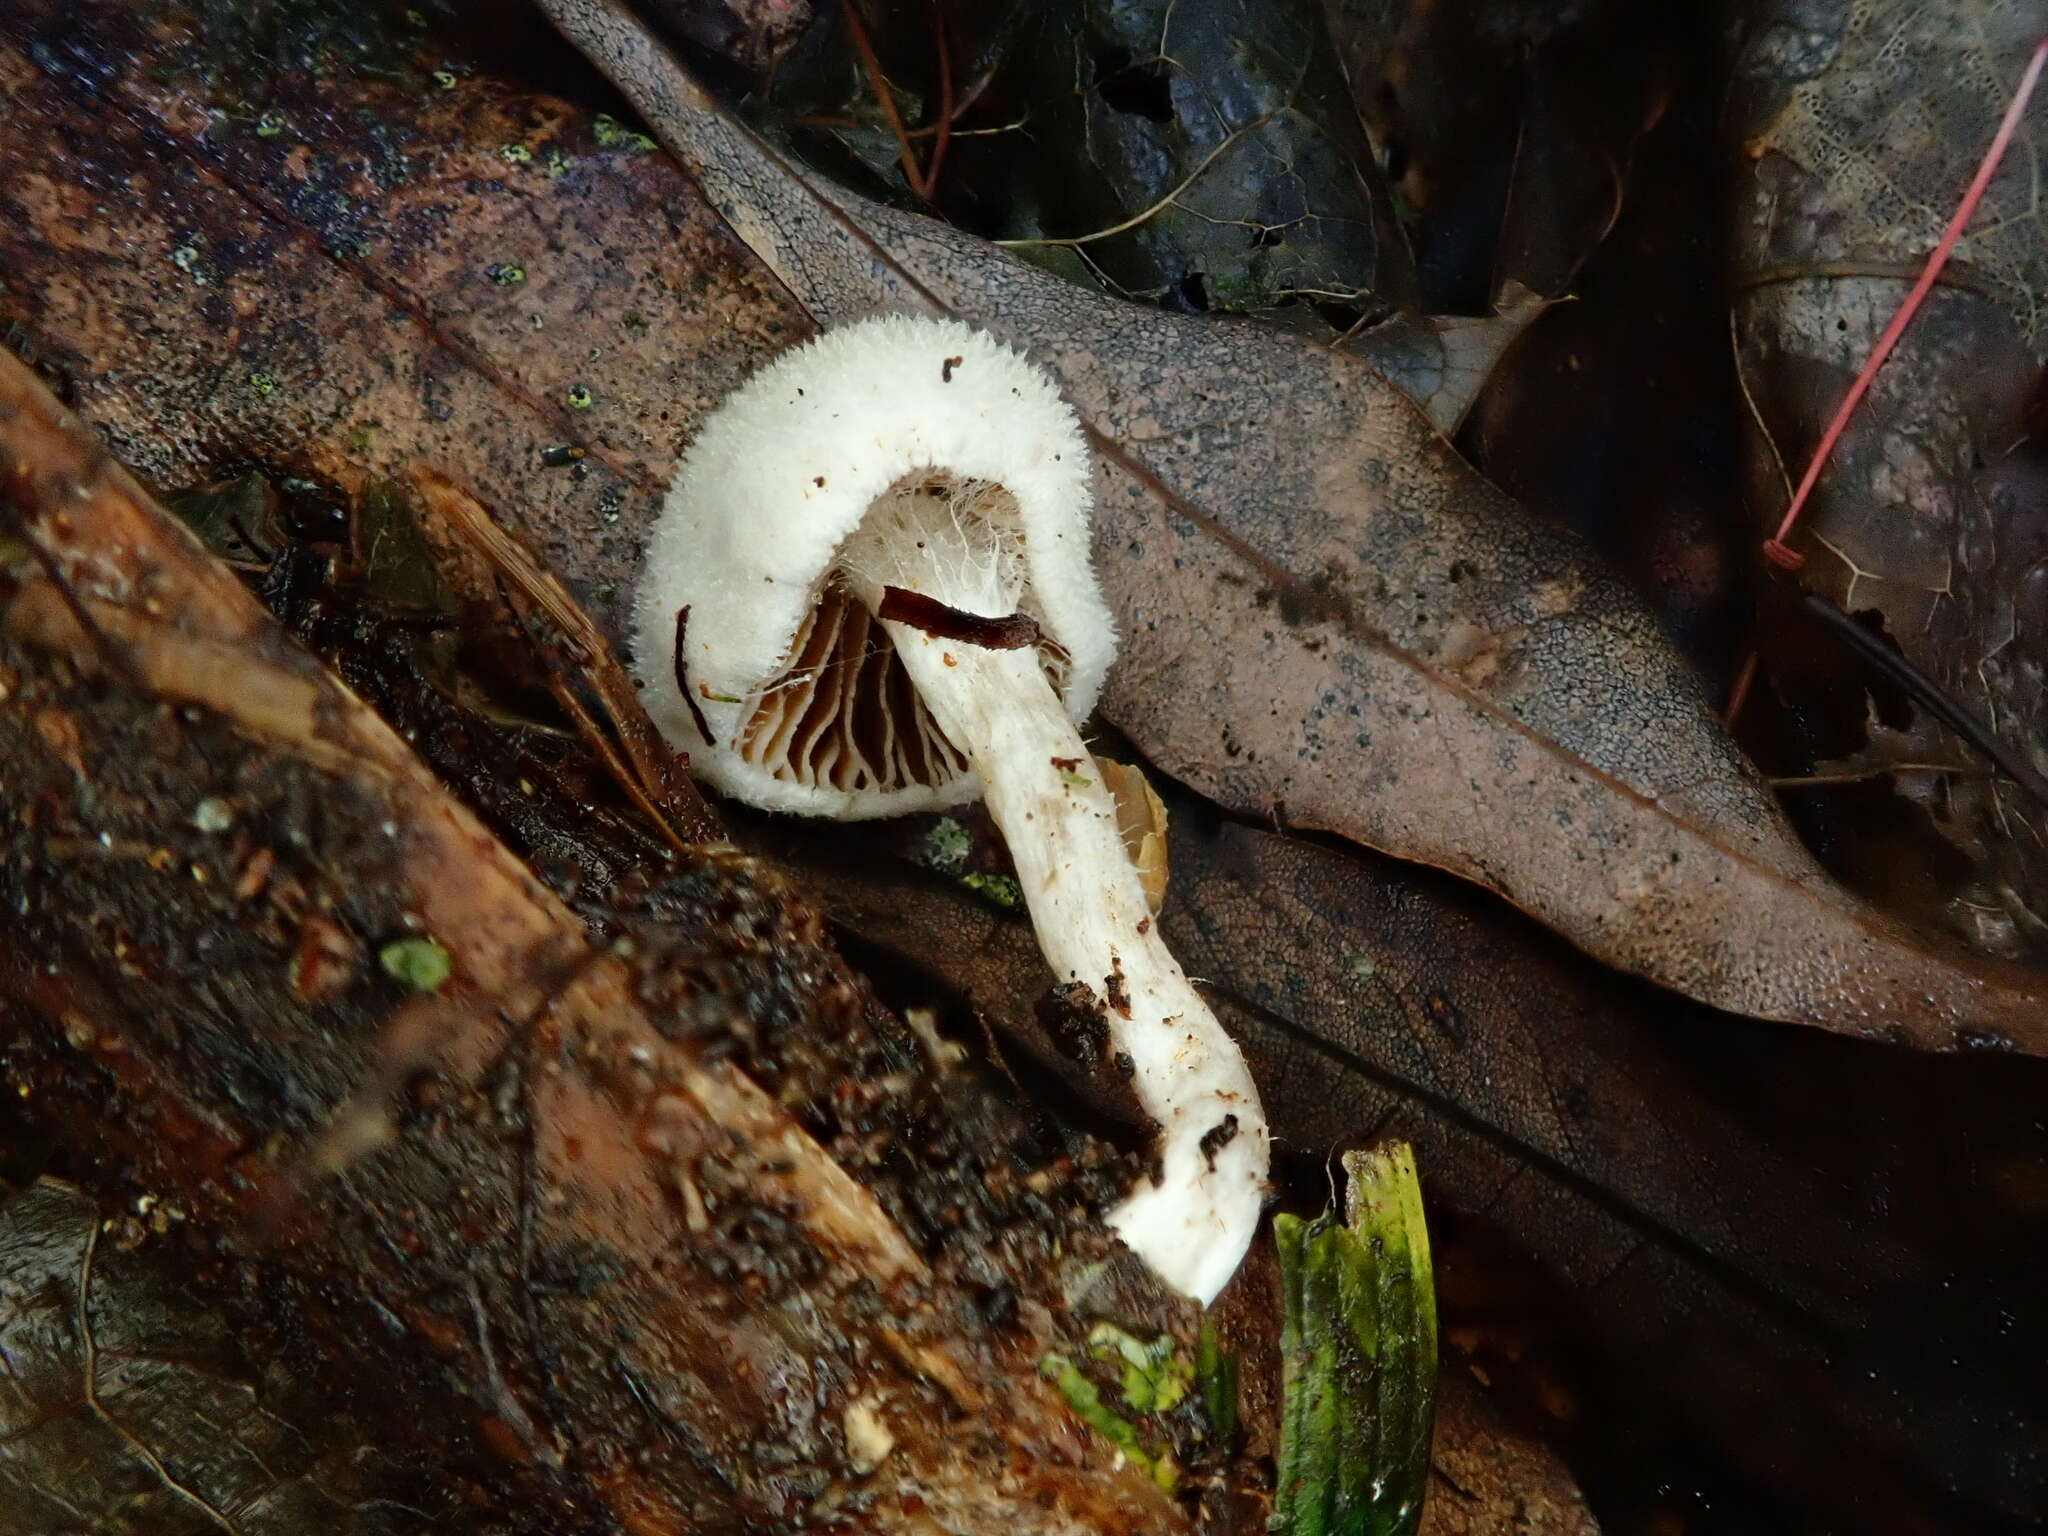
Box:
356, 480, 459, 611
1728, 0, 2048, 964
758, 0, 1034, 201
0, 1180, 479, 1535
164, 471, 285, 567
537, 0, 2048, 1049
1463, 18, 1748, 683
759, 0, 1413, 318
638, 0, 815, 78
0, 0, 800, 638
1320, 0, 1672, 311
191, 0, 451, 82
982, 0, 1416, 316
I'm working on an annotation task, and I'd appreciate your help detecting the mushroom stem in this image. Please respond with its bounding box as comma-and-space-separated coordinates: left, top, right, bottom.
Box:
841, 505, 1268, 1304
881, 632, 1265, 1303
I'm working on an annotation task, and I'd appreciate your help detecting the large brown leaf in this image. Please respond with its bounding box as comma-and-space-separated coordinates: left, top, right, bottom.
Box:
530, 0, 2048, 1050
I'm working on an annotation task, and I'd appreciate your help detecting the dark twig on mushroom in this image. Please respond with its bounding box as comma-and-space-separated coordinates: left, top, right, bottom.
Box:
877, 584, 1045, 651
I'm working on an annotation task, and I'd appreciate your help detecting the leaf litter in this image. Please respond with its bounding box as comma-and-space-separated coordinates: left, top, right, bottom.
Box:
7, 0, 2048, 1526
1730, 0, 2048, 965
538, 0, 2048, 1048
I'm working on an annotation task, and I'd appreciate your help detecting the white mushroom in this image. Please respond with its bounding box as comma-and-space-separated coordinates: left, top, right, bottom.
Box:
634, 314, 1268, 1305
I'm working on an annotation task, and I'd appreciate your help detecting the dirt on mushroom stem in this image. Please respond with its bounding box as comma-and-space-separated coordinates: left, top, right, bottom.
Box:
840, 477, 1270, 1307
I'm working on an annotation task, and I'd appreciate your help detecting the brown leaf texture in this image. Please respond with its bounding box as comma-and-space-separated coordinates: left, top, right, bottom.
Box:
0, 343, 1185, 1531
529, 0, 2048, 1050
1421, 1377, 1598, 1536
1730, 0, 2048, 960
0, 0, 797, 625
771, 794, 2048, 1526
0, 1179, 485, 1534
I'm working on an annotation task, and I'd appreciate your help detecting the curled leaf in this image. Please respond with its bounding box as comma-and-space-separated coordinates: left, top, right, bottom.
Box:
1100, 756, 1170, 914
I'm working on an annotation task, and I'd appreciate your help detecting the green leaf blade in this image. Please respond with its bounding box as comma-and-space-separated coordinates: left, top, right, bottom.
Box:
1271, 1144, 1438, 1536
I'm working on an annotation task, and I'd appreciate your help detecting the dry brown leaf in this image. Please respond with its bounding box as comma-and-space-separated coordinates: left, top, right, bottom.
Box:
1420, 1376, 1598, 1536
531, 0, 2048, 1050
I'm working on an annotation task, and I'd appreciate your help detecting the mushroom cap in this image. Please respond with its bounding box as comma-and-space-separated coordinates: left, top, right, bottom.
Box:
634, 314, 1116, 819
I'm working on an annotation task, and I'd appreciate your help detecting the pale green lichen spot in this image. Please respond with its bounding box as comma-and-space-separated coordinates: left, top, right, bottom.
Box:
379, 937, 453, 993
961, 871, 1024, 911
593, 112, 656, 152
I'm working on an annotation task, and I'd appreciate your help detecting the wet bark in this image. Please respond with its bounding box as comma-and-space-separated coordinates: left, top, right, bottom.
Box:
0, 346, 1186, 1533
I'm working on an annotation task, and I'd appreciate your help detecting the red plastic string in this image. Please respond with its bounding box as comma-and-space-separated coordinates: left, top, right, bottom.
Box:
1761, 36, 2048, 572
